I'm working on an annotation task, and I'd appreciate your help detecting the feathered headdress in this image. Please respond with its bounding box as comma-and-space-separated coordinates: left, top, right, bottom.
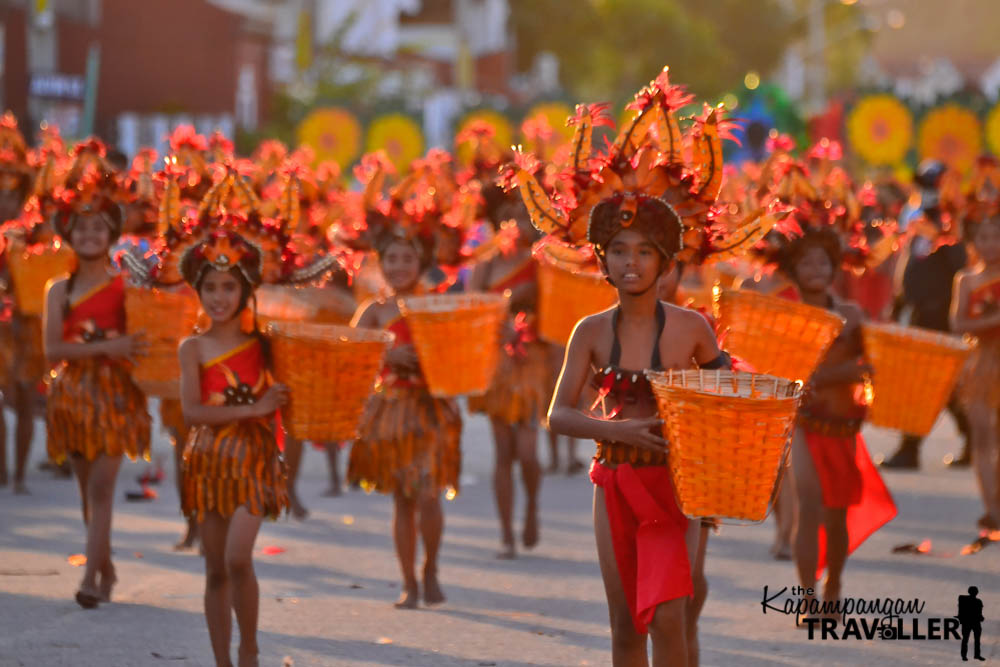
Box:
52, 163, 125, 239
0, 113, 33, 197
507, 67, 783, 267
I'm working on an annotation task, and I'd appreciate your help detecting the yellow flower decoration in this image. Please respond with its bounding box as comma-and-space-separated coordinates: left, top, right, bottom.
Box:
455, 109, 514, 166
918, 104, 982, 173
365, 113, 424, 172
297, 107, 362, 168
523, 102, 573, 141
985, 103, 1000, 157
847, 95, 913, 166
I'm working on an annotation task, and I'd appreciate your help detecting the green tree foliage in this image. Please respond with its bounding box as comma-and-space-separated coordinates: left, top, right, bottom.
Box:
511, 0, 797, 103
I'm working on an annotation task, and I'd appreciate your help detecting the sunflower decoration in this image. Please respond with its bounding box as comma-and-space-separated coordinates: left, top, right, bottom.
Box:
455, 110, 514, 172
297, 107, 363, 169
919, 104, 982, 173
365, 113, 425, 173
847, 94, 913, 166
985, 102, 1000, 157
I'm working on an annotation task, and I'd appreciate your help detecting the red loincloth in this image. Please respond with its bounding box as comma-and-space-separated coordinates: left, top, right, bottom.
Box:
590, 460, 693, 634
805, 432, 897, 580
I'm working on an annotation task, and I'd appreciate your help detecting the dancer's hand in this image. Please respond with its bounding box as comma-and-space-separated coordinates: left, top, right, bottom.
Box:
613, 417, 668, 453
105, 333, 149, 361
257, 383, 290, 415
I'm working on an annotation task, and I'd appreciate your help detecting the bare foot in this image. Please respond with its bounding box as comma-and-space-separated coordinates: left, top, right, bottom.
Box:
290, 495, 309, 520
237, 647, 260, 667
566, 460, 585, 476
423, 569, 445, 605
321, 485, 342, 498
13, 481, 29, 495
495, 542, 516, 560
769, 543, 792, 561
796, 595, 818, 629
546, 460, 559, 474
393, 583, 419, 609
173, 533, 197, 551
822, 578, 841, 615
98, 566, 117, 603
522, 510, 539, 550
0, 469, 8, 486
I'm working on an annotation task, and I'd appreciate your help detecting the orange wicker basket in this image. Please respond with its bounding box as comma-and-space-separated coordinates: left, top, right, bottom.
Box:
535, 243, 618, 346
8, 243, 77, 316
125, 286, 201, 398
647, 369, 802, 522
715, 289, 845, 381
400, 292, 507, 397
268, 322, 394, 441
862, 322, 976, 436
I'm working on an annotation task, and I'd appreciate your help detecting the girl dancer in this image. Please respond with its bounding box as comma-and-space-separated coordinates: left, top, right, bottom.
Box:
468, 194, 548, 557
178, 227, 289, 667
348, 157, 462, 607
781, 226, 896, 616
951, 214, 1000, 530
44, 171, 151, 608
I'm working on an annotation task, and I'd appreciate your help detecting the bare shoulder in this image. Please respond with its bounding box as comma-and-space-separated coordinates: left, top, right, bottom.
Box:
665, 302, 711, 330
46, 275, 69, 295
576, 305, 616, 334
178, 335, 202, 360
833, 298, 865, 327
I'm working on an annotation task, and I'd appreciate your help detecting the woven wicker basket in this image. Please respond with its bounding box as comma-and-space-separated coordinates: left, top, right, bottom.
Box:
8, 243, 77, 316
125, 286, 201, 398
268, 322, 393, 440
862, 322, 975, 436
399, 292, 507, 397
646, 369, 802, 522
715, 289, 845, 381
535, 243, 618, 346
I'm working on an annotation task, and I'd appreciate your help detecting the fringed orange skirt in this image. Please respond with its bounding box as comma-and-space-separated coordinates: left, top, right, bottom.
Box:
467, 341, 551, 425
181, 419, 288, 521
348, 387, 462, 498
47, 359, 151, 464
159, 398, 188, 444
959, 336, 1000, 410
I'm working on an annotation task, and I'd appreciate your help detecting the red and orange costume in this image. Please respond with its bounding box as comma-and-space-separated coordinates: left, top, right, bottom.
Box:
348, 315, 462, 497
467, 255, 551, 424
181, 338, 288, 520
47, 274, 151, 463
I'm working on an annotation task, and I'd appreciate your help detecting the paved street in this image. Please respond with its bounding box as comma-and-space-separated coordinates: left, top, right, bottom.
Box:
0, 401, 997, 666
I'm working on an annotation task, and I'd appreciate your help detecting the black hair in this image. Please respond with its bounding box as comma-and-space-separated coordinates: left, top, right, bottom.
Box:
778, 226, 842, 278
589, 196, 683, 263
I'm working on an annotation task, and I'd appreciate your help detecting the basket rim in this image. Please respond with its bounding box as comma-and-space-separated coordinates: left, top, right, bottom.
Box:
861, 321, 976, 352
645, 368, 803, 400
266, 321, 395, 345
399, 291, 508, 313
717, 288, 847, 328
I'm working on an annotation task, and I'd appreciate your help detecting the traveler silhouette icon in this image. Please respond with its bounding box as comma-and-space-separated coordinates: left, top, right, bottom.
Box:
958, 586, 985, 661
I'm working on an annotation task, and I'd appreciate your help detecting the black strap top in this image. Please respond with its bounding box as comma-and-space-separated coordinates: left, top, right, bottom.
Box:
591, 301, 669, 466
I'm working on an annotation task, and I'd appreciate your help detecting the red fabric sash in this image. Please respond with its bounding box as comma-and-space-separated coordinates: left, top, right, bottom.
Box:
590, 460, 693, 634
63, 274, 125, 341
805, 432, 897, 580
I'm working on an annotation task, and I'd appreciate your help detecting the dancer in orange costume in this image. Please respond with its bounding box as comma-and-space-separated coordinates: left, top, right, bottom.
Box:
780, 227, 896, 619
468, 196, 548, 558
44, 168, 151, 609
178, 229, 289, 667
951, 214, 1000, 530
348, 153, 462, 608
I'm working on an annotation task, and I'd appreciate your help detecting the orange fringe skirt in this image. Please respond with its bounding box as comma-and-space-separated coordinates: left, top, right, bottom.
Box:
959, 336, 1000, 410
159, 398, 188, 444
181, 419, 288, 521
467, 341, 551, 425
47, 359, 151, 463
348, 387, 462, 498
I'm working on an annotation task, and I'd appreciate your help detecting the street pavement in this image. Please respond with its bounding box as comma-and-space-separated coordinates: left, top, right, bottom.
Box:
0, 400, 997, 666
